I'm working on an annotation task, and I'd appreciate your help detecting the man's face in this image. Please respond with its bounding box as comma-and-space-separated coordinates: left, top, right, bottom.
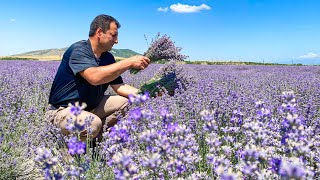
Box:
98, 21, 118, 52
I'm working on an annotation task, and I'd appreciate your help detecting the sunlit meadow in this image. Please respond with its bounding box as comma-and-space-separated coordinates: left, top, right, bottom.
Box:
0, 60, 319, 179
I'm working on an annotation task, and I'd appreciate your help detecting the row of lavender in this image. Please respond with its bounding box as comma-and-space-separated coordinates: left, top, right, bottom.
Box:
0, 61, 59, 179
0, 60, 319, 179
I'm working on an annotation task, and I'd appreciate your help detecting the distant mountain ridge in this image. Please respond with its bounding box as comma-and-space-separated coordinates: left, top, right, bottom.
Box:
14, 48, 140, 58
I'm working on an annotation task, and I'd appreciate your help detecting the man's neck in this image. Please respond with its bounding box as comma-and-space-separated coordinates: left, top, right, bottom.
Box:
89, 37, 102, 58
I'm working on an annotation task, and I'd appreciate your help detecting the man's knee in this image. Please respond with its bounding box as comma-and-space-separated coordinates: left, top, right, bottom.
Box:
116, 96, 128, 110
56, 108, 102, 139
90, 116, 102, 138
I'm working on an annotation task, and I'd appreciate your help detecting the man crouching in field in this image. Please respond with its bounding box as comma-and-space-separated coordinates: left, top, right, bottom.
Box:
46, 14, 150, 140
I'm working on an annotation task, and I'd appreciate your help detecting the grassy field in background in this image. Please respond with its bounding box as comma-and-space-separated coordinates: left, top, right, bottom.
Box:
0, 55, 126, 61
0, 56, 311, 66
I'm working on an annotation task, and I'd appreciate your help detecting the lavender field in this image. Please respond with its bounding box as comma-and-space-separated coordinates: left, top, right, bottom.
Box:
0, 60, 319, 179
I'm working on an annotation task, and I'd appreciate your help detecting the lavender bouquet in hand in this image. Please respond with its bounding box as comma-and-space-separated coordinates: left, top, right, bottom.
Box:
129, 33, 188, 74
133, 33, 196, 97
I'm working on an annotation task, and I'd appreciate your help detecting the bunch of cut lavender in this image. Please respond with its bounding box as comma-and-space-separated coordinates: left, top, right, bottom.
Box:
130, 33, 188, 74
138, 61, 199, 97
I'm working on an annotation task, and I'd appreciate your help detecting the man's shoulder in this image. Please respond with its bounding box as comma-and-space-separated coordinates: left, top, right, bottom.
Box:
61, 40, 94, 65
69, 40, 90, 51
65, 40, 94, 59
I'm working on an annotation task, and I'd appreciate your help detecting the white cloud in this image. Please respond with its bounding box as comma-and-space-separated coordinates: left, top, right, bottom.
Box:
10, 19, 16, 22
158, 7, 168, 12
298, 52, 320, 59
170, 3, 211, 13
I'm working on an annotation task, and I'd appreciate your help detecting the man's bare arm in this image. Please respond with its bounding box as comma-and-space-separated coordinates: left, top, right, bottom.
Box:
111, 83, 139, 97
79, 55, 150, 86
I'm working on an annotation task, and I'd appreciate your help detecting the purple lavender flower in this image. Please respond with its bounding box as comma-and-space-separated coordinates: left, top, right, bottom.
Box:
141, 153, 162, 169
130, 108, 142, 120
147, 33, 188, 61
54, 173, 64, 180
65, 165, 82, 177
200, 109, 214, 122
109, 126, 130, 143
112, 149, 139, 179
240, 148, 260, 162
0, 133, 3, 145
281, 91, 295, 102
70, 106, 82, 116
67, 137, 86, 155
167, 122, 178, 133
68, 102, 86, 116
256, 100, 271, 120
64, 103, 93, 135
128, 92, 150, 105
34, 147, 59, 179
128, 94, 135, 104
140, 92, 150, 102
160, 108, 173, 122
65, 117, 76, 132
139, 129, 157, 143
269, 158, 282, 173
220, 173, 239, 180
279, 160, 307, 179
130, 33, 188, 74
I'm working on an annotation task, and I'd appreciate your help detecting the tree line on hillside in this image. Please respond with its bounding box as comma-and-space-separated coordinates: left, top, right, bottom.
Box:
0, 57, 39, 60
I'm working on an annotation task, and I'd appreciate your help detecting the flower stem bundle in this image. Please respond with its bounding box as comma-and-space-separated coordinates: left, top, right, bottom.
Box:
138, 61, 198, 97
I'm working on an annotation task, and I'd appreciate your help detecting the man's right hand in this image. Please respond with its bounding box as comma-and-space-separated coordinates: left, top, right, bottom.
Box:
127, 55, 150, 70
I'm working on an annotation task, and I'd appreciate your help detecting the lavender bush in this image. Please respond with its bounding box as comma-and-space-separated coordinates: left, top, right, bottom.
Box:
0, 60, 319, 179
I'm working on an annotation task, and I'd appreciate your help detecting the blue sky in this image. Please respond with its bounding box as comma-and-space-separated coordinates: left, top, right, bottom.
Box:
1, 0, 320, 64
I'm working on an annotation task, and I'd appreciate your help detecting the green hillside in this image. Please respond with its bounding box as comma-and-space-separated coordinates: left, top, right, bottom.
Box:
14, 47, 140, 58
110, 49, 140, 58
14, 48, 67, 57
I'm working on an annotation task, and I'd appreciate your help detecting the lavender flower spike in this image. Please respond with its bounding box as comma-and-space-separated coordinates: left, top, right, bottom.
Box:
68, 102, 87, 116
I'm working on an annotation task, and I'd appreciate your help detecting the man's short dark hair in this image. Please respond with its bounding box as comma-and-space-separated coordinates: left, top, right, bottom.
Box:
89, 14, 121, 37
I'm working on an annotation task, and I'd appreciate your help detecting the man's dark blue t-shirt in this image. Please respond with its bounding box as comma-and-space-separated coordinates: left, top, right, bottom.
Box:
49, 40, 123, 111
